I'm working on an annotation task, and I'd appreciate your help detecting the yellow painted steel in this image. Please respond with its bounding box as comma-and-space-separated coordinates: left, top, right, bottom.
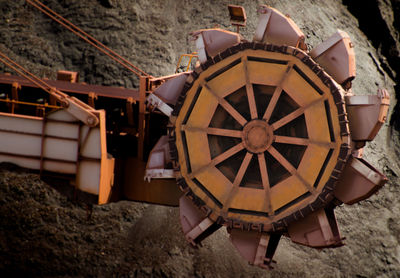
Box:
297, 145, 330, 186
229, 187, 268, 211
185, 88, 219, 128
304, 104, 332, 142
207, 62, 246, 99
282, 70, 322, 107
247, 61, 288, 86
269, 176, 309, 211
195, 167, 232, 206
185, 130, 211, 173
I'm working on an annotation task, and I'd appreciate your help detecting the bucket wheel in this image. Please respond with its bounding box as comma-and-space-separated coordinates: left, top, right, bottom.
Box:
146, 5, 389, 269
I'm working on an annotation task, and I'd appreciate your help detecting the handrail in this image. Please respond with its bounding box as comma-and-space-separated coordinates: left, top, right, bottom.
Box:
175, 52, 198, 73
0, 49, 99, 126
0, 50, 69, 103
0, 98, 62, 110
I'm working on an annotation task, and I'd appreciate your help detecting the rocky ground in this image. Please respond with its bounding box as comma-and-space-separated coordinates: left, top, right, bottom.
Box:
0, 0, 400, 277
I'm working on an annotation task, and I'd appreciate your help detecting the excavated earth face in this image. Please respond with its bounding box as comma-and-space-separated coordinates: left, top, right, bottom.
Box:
1, 0, 400, 277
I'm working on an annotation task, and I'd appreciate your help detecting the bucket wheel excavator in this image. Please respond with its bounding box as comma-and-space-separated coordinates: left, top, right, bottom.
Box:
146, 5, 390, 269
0, 2, 390, 270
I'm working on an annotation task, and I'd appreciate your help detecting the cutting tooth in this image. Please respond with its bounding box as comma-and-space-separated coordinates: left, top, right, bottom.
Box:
253, 5, 307, 50
310, 30, 356, 88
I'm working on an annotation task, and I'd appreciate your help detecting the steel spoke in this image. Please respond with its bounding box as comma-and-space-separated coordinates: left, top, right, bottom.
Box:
212, 142, 245, 165
263, 86, 282, 121
183, 126, 242, 138
242, 57, 258, 120
207, 127, 242, 138
274, 135, 336, 148
271, 95, 326, 131
274, 135, 309, 145
268, 146, 296, 174
263, 63, 293, 121
267, 146, 314, 193
204, 83, 247, 126
271, 107, 303, 131
222, 151, 253, 211
188, 142, 245, 179
258, 153, 273, 215
233, 152, 253, 187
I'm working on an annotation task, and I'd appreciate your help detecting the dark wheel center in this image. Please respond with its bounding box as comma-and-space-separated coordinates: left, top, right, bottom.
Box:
242, 120, 273, 154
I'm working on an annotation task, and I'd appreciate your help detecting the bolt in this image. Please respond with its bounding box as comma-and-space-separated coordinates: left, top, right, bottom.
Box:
61, 100, 69, 108
87, 116, 96, 126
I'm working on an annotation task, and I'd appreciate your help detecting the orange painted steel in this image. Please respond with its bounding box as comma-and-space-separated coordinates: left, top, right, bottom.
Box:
0, 98, 61, 110
0, 50, 69, 104
0, 74, 139, 100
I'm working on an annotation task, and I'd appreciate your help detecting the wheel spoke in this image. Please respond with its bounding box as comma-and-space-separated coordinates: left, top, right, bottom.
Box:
263, 63, 293, 121
262, 86, 282, 121
267, 146, 314, 193
271, 95, 326, 131
258, 153, 273, 215
222, 151, 253, 211
207, 127, 242, 138
268, 146, 296, 174
242, 57, 258, 120
275, 135, 336, 148
212, 142, 245, 166
204, 83, 247, 126
188, 142, 245, 179
184, 126, 242, 138
233, 152, 253, 187
258, 153, 270, 188
271, 107, 303, 131
274, 135, 309, 145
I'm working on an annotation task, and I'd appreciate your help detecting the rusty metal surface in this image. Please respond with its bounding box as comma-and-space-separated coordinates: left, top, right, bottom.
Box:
121, 157, 181, 206
0, 50, 99, 126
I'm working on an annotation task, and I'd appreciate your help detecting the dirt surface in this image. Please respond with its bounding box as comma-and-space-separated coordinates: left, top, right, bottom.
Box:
0, 0, 400, 277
